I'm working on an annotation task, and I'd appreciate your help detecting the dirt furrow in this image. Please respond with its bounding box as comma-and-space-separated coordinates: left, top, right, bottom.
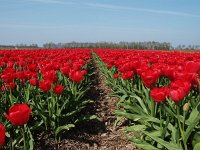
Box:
35, 60, 137, 150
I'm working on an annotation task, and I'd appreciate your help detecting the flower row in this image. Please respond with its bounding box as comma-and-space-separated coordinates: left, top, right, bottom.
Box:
0, 48, 95, 149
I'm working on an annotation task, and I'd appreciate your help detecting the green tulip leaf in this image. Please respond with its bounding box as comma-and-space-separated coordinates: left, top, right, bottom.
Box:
55, 124, 75, 136
142, 131, 182, 150
194, 143, 200, 150
184, 103, 200, 143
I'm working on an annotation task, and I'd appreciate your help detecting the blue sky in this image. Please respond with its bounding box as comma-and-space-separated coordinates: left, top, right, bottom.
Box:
0, 0, 200, 46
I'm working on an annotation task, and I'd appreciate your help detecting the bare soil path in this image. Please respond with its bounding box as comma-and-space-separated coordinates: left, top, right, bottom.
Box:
35, 60, 137, 150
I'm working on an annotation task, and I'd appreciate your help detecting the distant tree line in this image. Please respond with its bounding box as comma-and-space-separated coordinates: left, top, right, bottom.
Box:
174, 44, 200, 50
0, 42, 200, 50
43, 41, 200, 50
0, 44, 39, 49
43, 41, 172, 50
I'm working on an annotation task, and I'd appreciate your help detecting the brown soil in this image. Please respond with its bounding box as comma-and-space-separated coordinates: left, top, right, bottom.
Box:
34, 61, 138, 150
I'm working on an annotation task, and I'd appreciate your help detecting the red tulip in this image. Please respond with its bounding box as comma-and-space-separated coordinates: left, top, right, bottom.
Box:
81, 70, 87, 76
7, 61, 14, 68
107, 64, 112, 69
72, 63, 82, 71
121, 71, 134, 80
4, 104, 32, 126
118, 63, 134, 73
150, 86, 169, 103
53, 84, 64, 94
61, 65, 70, 77
185, 61, 200, 73
173, 71, 195, 83
0, 123, 5, 148
27, 63, 38, 72
162, 65, 176, 80
113, 73, 119, 79
136, 63, 150, 76
1, 72, 15, 83
169, 80, 191, 102
42, 70, 57, 83
70, 71, 84, 83
169, 88, 185, 102
29, 78, 38, 86
39, 80, 52, 92
1, 82, 15, 92
141, 69, 159, 88
15, 71, 25, 80
169, 80, 191, 97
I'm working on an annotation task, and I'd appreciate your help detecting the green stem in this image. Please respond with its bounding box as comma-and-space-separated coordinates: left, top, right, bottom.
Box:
159, 104, 163, 130
151, 99, 155, 117
21, 126, 27, 150
161, 115, 169, 139
138, 77, 141, 92
9, 89, 14, 105
183, 111, 186, 131
176, 104, 187, 150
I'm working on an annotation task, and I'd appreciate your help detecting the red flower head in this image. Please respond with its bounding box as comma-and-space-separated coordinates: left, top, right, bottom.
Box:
72, 63, 82, 71
107, 64, 112, 69
4, 104, 32, 126
81, 70, 87, 76
113, 73, 119, 79
61, 65, 70, 77
169, 89, 185, 102
141, 69, 159, 88
39, 80, 52, 92
42, 70, 57, 83
0, 123, 5, 148
53, 84, 64, 94
162, 65, 176, 80
150, 86, 169, 103
70, 70, 84, 83
121, 71, 134, 80
15, 71, 25, 80
29, 78, 38, 86
7, 61, 14, 68
185, 61, 200, 73
169, 80, 191, 102
1, 82, 15, 92
118, 63, 133, 73
169, 80, 191, 97
27, 63, 38, 72
1, 72, 15, 83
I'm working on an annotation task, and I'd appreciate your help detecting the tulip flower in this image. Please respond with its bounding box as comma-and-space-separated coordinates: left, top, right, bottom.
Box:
29, 78, 38, 86
185, 61, 200, 73
39, 80, 52, 92
70, 70, 84, 83
113, 73, 119, 79
169, 88, 185, 102
121, 71, 134, 80
4, 104, 32, 126
141, 70, 158, 88
150, 86, 169, 103
53, 84, 64, 94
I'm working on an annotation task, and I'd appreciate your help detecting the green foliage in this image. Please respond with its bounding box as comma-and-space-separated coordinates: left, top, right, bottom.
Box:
0, 57, 97, 149
93, 51, 200, 150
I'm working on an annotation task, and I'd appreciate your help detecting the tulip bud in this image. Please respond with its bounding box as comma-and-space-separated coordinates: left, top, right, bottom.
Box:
183, 103, 189, 112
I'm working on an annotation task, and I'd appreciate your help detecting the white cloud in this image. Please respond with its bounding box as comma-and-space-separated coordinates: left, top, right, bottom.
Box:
25, 0, 200, 18
84, 2, 200, 18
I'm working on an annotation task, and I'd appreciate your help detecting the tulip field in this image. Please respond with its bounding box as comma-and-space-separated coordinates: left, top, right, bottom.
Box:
0, 48, 200, 150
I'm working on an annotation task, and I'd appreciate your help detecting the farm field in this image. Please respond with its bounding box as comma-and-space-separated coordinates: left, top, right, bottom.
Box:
0, 48, 199, 150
